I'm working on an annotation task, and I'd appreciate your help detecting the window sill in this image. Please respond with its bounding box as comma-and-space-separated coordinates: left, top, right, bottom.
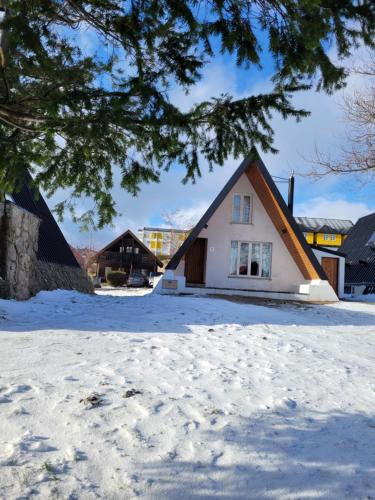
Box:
230, 221, 253, 225
228, 275, 271, 280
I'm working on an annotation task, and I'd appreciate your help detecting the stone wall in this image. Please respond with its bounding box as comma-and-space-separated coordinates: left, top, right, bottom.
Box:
0, 202, 40, 299
32, 260, 93, 295
0, 202, 93, 300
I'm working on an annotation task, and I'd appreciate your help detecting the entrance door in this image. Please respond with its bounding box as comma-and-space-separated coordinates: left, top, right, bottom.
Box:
321, 257, 339, 293
185, 238, 207, 285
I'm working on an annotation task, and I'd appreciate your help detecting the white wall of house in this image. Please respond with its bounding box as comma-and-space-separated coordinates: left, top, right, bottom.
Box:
156, 172, 338, 302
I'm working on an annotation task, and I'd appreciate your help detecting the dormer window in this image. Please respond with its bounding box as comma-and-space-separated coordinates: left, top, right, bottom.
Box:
366, 231, 375, 246
232, 194, 251, 224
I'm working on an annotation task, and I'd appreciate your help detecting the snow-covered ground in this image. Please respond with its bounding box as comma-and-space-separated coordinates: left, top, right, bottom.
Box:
0, 289, 374, 499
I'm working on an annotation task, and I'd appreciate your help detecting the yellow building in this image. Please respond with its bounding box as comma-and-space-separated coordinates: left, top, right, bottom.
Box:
295, 217, 353, 248
138, 227, 190, 258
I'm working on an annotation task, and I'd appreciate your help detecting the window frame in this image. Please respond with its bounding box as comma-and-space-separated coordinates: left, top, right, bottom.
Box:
323, 233, 329, 241
330, 233, 336, 241
229, 240, 272, 279
232, 193, 253, 224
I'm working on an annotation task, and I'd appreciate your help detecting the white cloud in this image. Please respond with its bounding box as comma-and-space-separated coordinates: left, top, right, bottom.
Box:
295, 197, 375, 223
49, 49, 375, 248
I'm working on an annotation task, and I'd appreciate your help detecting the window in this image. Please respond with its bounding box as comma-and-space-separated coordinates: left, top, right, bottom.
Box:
232, 194, 241, 222
126, 246, 132, 253
367, 231, 375, 246
324, 234, 329, 241
330, 234, 336, 241
261, 243, 272, 277
239, 242, 249, 275
232, 194, 252, 223
229, 241, 238, 275
134, 247, 139, 254
229, 241, 272, 278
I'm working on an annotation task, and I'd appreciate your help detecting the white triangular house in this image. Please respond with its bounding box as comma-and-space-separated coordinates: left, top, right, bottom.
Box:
156, 149, 338, 302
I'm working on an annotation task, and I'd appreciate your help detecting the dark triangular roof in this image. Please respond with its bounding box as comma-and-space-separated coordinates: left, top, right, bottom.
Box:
10, 171, 80, 268
340, 212, 375, 285
94, 229, 163, 268
167, 148, 326, 281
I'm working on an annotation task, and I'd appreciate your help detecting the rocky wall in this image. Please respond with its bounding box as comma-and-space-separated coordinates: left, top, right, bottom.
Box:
32, 260, 93, 295
0, 202, 93, 300
0, 202, 40, 300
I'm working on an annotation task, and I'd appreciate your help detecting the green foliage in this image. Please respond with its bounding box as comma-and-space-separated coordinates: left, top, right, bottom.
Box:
0, 1, 374, 226
106, 271, 127, 287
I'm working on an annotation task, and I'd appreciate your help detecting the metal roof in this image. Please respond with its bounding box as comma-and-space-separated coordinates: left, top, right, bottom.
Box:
167, 148, 326, 281
340, 212, 375, 285
295, 217, 353, 235
10, 171, 80, 268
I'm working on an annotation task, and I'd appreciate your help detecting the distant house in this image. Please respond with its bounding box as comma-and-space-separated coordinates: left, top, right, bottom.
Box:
70, 246, 97, 270
138, 227, 189, 259
156, 149, 339, 302
295, 217, 353, 248
92, 229, 163, 280
340, 213, 375, 295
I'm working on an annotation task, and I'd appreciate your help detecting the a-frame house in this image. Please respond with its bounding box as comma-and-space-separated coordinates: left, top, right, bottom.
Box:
92, 229, 163, 279
157, 149, 338, 302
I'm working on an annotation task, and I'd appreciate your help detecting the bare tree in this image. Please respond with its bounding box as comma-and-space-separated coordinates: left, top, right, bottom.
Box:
310, 52, 375, 180
161, 209, 198, 257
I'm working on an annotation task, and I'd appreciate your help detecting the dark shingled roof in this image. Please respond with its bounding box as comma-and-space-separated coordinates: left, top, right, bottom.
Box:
295, 217, 353, 235
167, 148, 326, 280
10, 171, 80, 268
340, 212, 375, 285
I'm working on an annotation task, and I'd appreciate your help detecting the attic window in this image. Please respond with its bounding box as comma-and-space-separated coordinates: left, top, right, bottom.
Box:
232, 194, 252, 224
366, 231, 375, 246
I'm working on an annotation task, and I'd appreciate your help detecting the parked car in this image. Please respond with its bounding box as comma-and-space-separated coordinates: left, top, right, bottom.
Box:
127, 273, 149, 288
148, 271, 163, 288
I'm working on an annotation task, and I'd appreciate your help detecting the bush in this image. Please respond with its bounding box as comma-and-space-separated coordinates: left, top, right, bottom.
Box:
107, 271, 127, 287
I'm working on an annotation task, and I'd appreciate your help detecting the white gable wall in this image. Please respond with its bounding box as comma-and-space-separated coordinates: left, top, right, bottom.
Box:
181, 172, 308, 293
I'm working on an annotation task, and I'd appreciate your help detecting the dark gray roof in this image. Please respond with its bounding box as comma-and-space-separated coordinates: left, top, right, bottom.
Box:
340, 212, 375, 285
10, 171, 80, 268
167, 148, 326, 280
295, 217, 353, 235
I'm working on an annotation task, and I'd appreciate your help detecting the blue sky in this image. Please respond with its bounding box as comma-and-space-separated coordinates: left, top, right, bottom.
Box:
48, 28, 375, 250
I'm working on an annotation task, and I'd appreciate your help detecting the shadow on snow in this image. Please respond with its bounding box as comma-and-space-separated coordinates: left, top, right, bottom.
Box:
140, 408, 375, 499
0, 292, 375, 333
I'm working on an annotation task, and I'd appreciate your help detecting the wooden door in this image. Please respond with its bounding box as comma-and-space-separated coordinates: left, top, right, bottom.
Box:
185, 238, 207, 284
321, 257, 339, 293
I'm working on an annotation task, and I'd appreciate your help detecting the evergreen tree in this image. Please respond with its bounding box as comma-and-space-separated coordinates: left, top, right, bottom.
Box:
0, 1, 374, 226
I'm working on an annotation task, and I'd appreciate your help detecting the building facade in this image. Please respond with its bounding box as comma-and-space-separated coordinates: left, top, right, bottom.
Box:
295, 217, 353, 248
92, 230, 163, 280
138, 227, 189, 258
157, 150, 338, 303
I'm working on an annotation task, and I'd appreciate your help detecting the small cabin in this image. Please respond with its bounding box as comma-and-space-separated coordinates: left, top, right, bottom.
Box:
92, 229, 163, 280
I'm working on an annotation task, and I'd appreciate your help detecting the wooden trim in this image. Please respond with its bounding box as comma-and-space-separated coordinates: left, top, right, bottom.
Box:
246, 165, 320, 280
